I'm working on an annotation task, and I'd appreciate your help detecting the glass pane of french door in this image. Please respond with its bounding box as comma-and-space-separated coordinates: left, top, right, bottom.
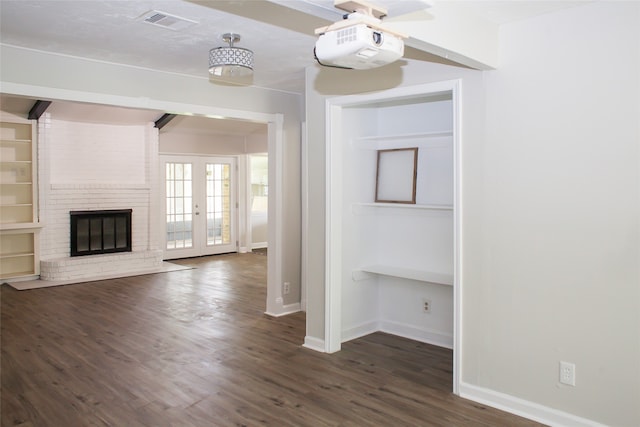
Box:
165, 162, 193, 250
206, 162, 231, 246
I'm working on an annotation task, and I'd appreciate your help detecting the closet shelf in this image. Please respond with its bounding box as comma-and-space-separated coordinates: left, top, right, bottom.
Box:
353, 265, 453, 286
355, 130, 453, 142
352, 130, 453, 150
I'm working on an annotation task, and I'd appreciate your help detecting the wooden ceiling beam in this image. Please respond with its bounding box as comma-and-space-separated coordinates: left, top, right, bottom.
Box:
28, 100, 52, 120
154, 113, 176, 129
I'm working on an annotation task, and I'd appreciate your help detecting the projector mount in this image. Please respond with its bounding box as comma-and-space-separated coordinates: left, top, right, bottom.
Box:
313, 0, 408, 70
314, 0, 407, 39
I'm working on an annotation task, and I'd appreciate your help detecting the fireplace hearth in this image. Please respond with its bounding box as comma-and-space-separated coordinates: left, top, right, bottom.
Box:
70, 209, 132, 257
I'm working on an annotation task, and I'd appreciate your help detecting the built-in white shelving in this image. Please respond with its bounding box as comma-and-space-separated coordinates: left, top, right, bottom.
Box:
349, 121, 455, 288
328, 87, 456, 350
0, 117, 40, 281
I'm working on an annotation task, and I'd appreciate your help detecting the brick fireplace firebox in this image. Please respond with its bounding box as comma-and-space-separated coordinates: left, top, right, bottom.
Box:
70, 209, 132, 257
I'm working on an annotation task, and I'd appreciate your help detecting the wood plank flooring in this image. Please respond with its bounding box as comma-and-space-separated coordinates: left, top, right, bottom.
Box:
1, 253, 544, 426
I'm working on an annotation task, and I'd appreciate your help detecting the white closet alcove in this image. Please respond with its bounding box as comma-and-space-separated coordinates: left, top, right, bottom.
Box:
325, 81, 460, 391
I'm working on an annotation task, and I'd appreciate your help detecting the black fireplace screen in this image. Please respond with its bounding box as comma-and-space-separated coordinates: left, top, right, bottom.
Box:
70, 209, 132, 257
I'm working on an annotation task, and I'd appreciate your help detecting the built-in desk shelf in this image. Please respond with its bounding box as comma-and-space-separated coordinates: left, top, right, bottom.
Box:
353, 265, 453, 286
355, 202, 452, 210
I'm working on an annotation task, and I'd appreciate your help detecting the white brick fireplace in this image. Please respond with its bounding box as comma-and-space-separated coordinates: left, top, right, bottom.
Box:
37, 113, 163, 283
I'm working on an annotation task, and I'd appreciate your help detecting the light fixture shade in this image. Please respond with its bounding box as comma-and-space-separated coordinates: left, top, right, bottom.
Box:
209, 33, 253, 78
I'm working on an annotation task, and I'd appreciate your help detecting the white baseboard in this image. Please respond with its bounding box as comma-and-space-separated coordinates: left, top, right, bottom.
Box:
282, 302, 301, 315
265, 302, 301, 317
303, 336, 325, 352
342, 320, 379, 343
458, 382, 606, 427
251, 242, 268, 249
340, 319, 453, 349
379, 320, 453, 349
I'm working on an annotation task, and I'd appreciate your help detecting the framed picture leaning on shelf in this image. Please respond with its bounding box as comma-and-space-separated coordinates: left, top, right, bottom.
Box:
375, 147, 418, 204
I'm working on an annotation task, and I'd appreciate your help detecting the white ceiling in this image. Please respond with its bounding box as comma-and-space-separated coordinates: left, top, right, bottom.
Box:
0, 0, 323, 94
0, 0, 588, 135
0, 0, 589, 94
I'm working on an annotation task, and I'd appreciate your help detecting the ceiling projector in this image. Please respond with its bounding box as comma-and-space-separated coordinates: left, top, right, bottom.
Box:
314, 0, 407, 70
315, 23, 404, 70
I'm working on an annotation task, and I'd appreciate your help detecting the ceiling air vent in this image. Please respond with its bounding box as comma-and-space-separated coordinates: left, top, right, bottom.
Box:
138, 10, 198, 31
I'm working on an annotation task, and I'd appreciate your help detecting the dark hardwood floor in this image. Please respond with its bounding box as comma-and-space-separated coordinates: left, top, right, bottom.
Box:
1, 253, 544, 426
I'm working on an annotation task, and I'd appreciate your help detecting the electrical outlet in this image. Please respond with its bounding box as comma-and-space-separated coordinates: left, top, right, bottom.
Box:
559, 361, 576, 386
422, 298, 432, 313
283, 282, 290, 295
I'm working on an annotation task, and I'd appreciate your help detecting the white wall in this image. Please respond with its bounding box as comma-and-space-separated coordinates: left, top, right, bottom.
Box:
50, 120, 147, 185
463, 3, 639, 425
159, 130, 268, 155
159, 132, 243, 155
305, 2, 639, 425
246, 133, 269, 154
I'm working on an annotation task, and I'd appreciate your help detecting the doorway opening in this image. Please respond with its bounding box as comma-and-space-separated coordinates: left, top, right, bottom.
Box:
0, 89, 289, 316
162, 156, 237, 259
324, 80, 462, 394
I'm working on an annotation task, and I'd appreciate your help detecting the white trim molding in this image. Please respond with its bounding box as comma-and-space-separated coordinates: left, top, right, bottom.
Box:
380, 320, 453, 350
265, 302, 301, 318
341, 321, 379, 343
303, 336, 325, 353
341, 320, 453, 350
459, 383, 607, 427
265, 114, 286, 316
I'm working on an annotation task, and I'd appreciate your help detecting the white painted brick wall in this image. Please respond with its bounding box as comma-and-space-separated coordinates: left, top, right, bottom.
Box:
49, 120, 146, 185
37, 118, 161, 280
40, 250, 163, 281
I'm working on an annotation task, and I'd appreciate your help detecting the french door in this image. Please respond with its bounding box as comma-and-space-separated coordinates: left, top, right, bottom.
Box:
162, 155, 237, 259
